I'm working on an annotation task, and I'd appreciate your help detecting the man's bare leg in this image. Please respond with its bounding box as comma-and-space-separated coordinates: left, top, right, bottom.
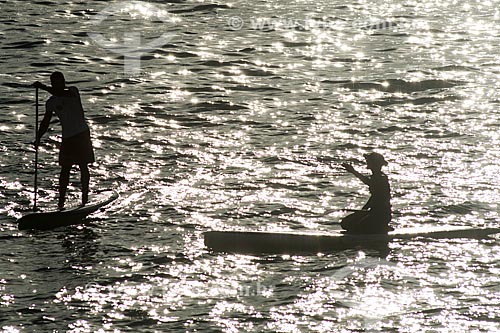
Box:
80, 163, 90, 206
58, 165, 72, 209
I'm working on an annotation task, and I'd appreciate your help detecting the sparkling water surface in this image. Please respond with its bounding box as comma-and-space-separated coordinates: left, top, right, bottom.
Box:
1, 0, 500, 331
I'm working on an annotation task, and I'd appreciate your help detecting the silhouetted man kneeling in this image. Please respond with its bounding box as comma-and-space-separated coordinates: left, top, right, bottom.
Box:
341, 152, 393, 234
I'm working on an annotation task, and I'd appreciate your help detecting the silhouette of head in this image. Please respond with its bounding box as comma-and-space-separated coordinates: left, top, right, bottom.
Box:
364, 152, 388, 171
50, 71, 66, 92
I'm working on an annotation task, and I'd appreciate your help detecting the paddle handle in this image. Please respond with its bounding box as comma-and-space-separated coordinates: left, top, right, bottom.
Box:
33, 88, 39, 211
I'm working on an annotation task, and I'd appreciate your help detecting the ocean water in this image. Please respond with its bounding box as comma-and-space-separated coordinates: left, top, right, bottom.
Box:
1, 0, 500, 331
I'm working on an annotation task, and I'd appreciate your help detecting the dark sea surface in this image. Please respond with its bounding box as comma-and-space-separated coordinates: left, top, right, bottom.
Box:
1, 0, 500, 331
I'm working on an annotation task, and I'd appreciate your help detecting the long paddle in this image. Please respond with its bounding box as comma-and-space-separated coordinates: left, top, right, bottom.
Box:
33, 87, 39, 211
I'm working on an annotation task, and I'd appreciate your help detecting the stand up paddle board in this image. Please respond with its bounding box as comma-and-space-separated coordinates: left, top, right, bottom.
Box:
17, 190, 118, 231
204, 226, 500, 255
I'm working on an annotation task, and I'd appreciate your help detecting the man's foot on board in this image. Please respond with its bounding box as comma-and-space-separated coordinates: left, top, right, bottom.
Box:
57, 203, 65, 211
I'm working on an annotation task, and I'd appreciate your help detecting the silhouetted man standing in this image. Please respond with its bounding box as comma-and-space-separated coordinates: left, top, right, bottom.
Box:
33, 72, 95, 209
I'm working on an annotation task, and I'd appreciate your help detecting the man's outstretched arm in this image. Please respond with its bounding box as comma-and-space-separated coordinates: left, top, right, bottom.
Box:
342, 162, 370, 185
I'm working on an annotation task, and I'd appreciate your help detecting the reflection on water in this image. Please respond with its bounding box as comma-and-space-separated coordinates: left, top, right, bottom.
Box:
1, 0, 500, 331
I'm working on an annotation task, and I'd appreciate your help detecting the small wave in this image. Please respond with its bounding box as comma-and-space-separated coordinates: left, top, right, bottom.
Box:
360, 21, 400, 30
59, 40, 87, 46
434, 202, 487, 216
34, 1, 55, 5
374, 48, 399, 52
282, 41, 312, 48
2, 82, 31, 89
237, 47, 256, 53
70, 9, 98, 17
343, 79, 463, 93
377, 125, 404, 133
365, 95, 460, 107
196, 60, 234, 67
433, 65, 478, 72
170, 4, 230, 14
30, 62, 57, 67
0, 98, 32, 105
241, 68, 275, 77
232, 85, 282, 92
2, 40, 46, 49
330, 58, 372, 64
192, 101, 248, 111
160, 50, 197, 58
